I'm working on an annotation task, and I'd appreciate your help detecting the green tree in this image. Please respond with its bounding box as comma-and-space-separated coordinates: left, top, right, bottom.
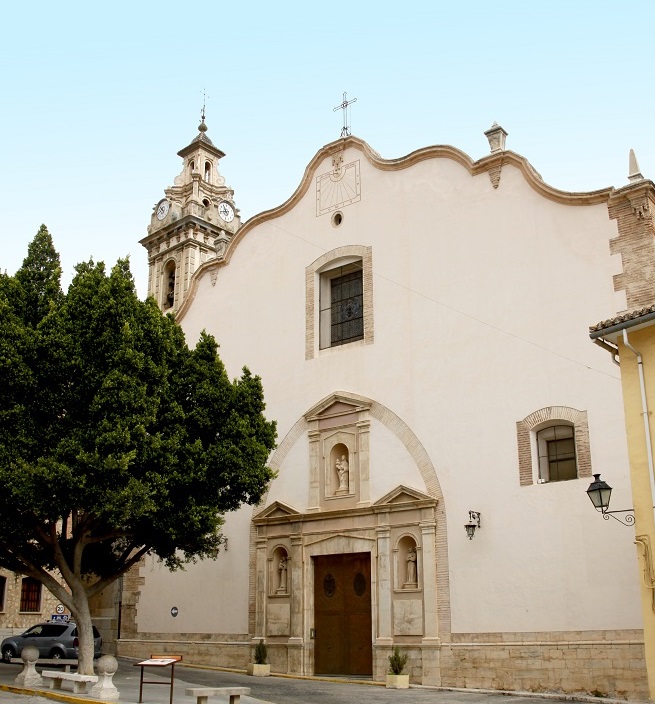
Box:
0, 234, 277, 673
15, 224, 64, 327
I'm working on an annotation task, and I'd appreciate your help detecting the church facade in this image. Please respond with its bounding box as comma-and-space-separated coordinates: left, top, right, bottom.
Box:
119, 118, 655, 698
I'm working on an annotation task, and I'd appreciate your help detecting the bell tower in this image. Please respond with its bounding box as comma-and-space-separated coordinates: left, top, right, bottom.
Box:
140, 112, 241, 312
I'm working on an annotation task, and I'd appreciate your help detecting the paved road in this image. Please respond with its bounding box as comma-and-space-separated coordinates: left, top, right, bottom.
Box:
0, 657, 629, 704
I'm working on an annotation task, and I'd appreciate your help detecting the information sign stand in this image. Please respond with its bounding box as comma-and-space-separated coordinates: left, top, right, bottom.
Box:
134, 655, 182, 704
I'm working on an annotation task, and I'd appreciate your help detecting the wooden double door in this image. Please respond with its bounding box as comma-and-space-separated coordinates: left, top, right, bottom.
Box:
313, 552, 372, 676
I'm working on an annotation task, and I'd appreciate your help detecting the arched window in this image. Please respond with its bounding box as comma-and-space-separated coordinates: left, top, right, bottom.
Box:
516, 407, 592, 486
163, 261, 176, 310
204, 161, 211, 182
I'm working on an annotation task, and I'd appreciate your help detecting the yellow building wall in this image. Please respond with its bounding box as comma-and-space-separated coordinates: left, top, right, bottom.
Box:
617, 326, 655, 700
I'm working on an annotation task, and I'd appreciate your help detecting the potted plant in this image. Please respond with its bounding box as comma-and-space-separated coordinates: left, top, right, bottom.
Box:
386, 646, 409, 688
247, 639, 271, 676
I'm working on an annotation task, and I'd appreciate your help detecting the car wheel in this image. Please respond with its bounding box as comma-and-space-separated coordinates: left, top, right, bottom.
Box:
2, 646, 15, 664
49, 649, 64, 659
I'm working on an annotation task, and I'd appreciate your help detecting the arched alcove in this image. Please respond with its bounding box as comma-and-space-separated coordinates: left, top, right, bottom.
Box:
270, 546, 289, 596
330, 443, 350, 495
396, 534, 419, 590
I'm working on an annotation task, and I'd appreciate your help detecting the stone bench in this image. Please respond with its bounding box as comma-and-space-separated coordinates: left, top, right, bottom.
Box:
185, 686, 251, 704
11, 657, 78, 672
42, 670, 99, 694
12, 647, 79, 688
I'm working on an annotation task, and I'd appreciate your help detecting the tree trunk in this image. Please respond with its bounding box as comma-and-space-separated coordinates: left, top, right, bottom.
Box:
72, 588, 96, 675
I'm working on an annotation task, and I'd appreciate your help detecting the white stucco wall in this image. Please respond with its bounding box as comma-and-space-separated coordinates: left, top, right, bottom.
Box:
135, 505, 253, 633
139, 141, 641, 637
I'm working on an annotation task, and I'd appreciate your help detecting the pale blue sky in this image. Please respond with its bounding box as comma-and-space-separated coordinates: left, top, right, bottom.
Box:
2, 0, 653, 297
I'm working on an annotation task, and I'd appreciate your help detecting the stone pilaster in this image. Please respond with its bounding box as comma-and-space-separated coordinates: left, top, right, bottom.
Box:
254, 537, 267, 638
356, 417, 371, 507
420, 520, 441, 685
307, 429, 320, 512
375, 525, 392, 641
289, 534, 303, 640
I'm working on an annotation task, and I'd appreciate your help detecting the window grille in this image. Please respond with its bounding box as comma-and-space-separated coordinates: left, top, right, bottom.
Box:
20, 577, 41, 612
330, 268, 364, 346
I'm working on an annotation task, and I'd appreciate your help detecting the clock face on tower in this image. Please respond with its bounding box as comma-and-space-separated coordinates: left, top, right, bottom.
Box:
156, 199, 170, 221
218, 201, 235, 223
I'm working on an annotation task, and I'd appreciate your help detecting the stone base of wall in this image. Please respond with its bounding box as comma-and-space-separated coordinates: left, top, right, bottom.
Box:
119, 629, 648, 700
440, 630, 648, 701
118, 635, 251, 670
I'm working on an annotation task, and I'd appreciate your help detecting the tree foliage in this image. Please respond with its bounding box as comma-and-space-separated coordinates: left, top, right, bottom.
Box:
0, 227, 277, 672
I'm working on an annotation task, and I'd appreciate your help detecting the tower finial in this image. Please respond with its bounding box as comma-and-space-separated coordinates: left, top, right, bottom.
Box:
628, 149, 644, 183
199, 89, 208, 133
484, 122, 508, 153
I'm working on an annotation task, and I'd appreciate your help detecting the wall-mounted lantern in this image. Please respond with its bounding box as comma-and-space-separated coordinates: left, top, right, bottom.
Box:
586, 473, 635, 526
465, 511, 481, 540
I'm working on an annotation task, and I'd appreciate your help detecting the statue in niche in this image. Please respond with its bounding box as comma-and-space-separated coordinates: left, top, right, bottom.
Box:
335, 454, 349, 492
276, 555, 288, 594
405, 547, 418, 586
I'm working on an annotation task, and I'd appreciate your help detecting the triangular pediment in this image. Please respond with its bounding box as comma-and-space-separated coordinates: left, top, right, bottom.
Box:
304, 391, 372, 422
374, 485, 436, 506
253, 501, 301, 520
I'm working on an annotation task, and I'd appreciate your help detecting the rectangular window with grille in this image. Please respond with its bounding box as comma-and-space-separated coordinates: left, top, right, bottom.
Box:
319, 262, 365, 350
20, 577, 41, 612
331, 269, 364, 346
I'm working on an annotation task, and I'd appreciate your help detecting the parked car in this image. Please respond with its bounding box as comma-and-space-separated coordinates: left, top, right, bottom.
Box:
1, 621, 102, 663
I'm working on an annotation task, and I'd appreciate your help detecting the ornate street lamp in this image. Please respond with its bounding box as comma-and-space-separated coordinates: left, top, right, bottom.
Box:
586, 473, 635, 526
465, 511, 481, 540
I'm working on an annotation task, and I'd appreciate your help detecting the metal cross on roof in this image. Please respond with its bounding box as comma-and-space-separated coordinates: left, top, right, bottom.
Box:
333, 92, 357, 138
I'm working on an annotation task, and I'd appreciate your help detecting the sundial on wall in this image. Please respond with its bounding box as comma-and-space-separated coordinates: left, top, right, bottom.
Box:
316, 159, 361, 215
